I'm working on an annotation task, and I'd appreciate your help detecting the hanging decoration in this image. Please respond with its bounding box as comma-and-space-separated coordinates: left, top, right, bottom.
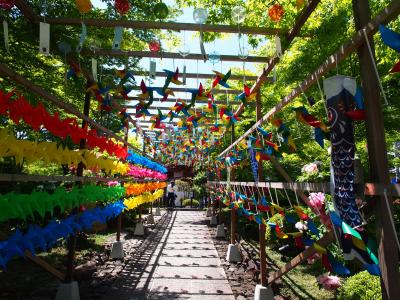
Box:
112, 26, 124, 50
0, 129, 130, 175
154, 2, 169, 19
125, 182, 167, 196
115, 0, 130, 15
292, 106, 330, 148
126, 149, 168, 173
208, 51, 221, 65
0, 200, 125, 270
211, 70, 231, 90
76, 22, 87, 52
323, 76, 363, 228
0, 0, 15, 10
149, 40, 161, 53
268, 3, 285, 22
127, 165, 168, 180
235, 84, 256, 106
193, 8, 208, 62
379, 25, 400, 73
124, 189, 164, 210
0, 185, 126, 223
39, 22, 50, 55
0, 89, 127, 159
232, 5, 246, 24
76, 0, 92, 13
3, 19, 9, 52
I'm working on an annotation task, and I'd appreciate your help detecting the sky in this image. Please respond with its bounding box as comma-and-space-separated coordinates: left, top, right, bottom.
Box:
90, 0, 266, 137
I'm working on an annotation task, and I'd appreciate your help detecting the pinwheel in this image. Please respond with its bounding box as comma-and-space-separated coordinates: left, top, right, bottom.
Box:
236, 84, 256, 105
205, 99, 217, 116
138, 80, 156, 101
186, 111, 206, 127
219, 105, 240, 125
87, 82, 110, 103
66, 62, 82, 79
169, 99, 192, 117
100, 94, 113, 111
269, 117, 296, 152
211, 69, 231, 89
149, 109, 167, 129
115, 68, 135, 83
379, 25, 400, 73
293, 106, 329, 148
163, 68, 182, 87
116, 85, 132, 100
187, 83, 209, 105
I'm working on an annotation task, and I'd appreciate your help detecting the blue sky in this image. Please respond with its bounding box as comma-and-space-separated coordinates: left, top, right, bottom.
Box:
90, 0, 266, 134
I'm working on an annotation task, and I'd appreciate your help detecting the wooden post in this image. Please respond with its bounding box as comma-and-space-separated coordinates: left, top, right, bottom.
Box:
230, 123, 237, 244
352, 1, 400, 298
117, 125, 129, 242
256, 90, 267, 286
65, 86, 91, 283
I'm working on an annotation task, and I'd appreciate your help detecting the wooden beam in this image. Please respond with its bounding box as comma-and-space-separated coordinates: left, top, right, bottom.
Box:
0, 173, 148, 183
209, 181, 400, 197
130, 71, 259, 81
25, 251, 65, 281
14, 0, 39, 23
352, 0, 400, 298
46, 17, 287, 36
80, 48, 269, 63
128, 86, 241, 95
218, 0, 400, 158
267, 231, 335, 284
234, 0, 322, 117
0, 63, 156, 160
120, 97, 253, 105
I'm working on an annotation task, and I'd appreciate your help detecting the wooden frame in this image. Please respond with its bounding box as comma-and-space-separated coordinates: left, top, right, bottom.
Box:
218, 0, 400, 158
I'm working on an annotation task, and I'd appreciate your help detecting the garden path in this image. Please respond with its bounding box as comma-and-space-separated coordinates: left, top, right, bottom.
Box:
104, 210, 234, 299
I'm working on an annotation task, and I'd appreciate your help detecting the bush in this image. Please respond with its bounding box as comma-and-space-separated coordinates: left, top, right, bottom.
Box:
337, 271, 381, 300
182, 199, 199, 207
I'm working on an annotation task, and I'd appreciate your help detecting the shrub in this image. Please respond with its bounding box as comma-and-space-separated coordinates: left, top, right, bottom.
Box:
182, 199, 199, 207
337, 271, 381, 300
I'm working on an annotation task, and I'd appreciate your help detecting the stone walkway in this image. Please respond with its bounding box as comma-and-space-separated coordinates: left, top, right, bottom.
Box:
104, 210, 235, 300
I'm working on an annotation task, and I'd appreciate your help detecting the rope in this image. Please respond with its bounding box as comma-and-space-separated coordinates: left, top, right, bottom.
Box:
362, 28, 389, 105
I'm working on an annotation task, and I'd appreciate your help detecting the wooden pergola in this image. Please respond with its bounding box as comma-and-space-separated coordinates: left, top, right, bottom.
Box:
4, 1, 399, 299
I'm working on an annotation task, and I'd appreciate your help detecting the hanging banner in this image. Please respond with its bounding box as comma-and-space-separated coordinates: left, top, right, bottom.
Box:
91, 58, 98, 81
149, 60, 156, 79
3, 20, 9, 52
76, 22, 87, 52
39, 22, 50, 55
324, 76, 362, 228
248, 144, 259, 182
275, 36, 282, 57
112, 26, 123, 50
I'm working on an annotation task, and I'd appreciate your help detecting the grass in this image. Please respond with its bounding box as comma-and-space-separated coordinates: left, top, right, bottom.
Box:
249, 241, 336, 300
